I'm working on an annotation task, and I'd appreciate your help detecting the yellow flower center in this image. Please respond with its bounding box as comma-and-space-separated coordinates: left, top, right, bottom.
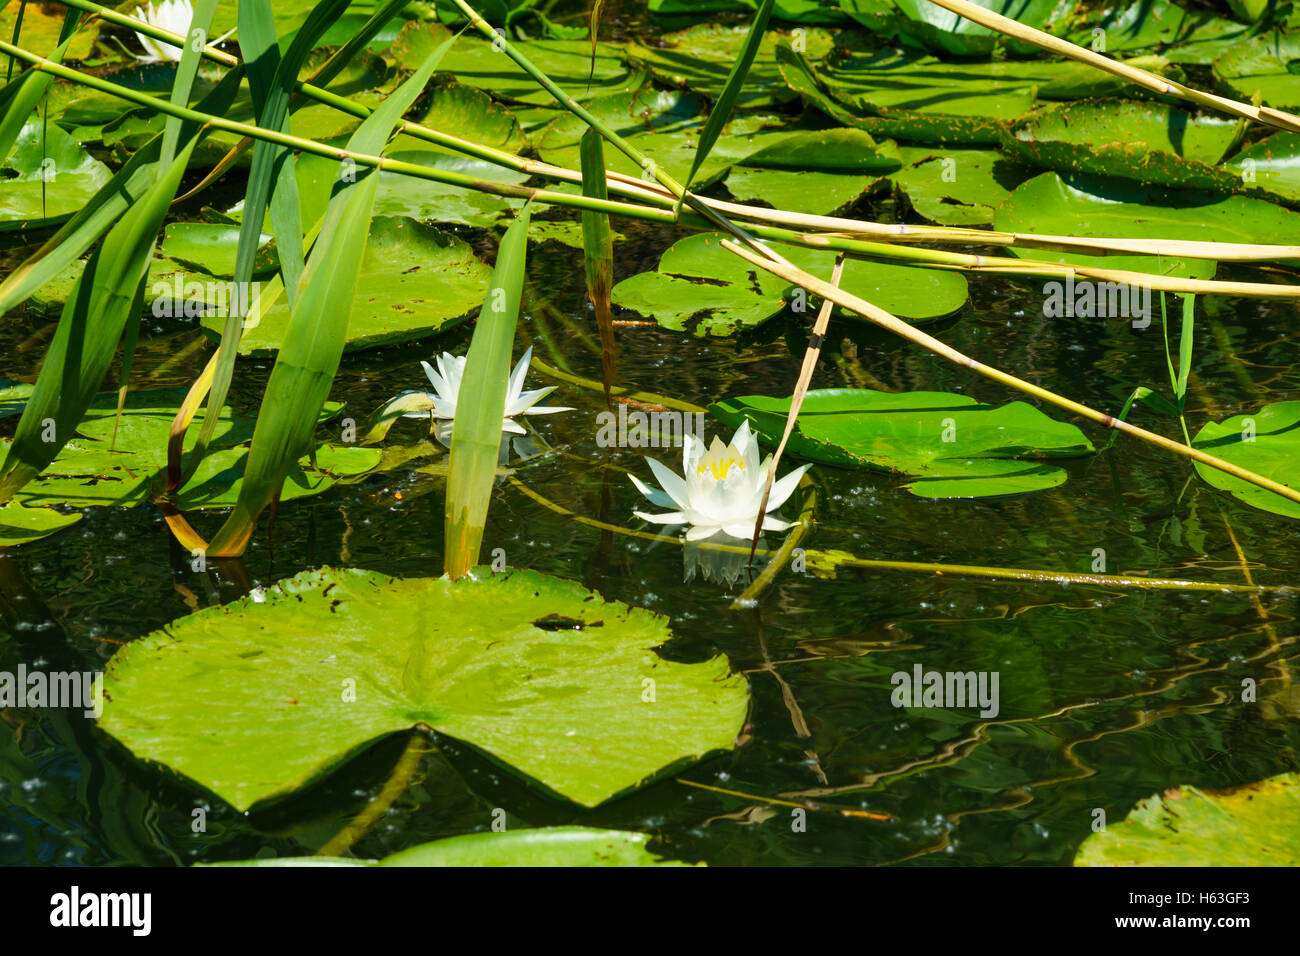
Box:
700, 455, 744, 481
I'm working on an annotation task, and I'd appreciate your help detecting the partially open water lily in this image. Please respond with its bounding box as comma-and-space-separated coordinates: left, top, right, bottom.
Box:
630, 420, 811, 541
132, 0, 195, 62
403, 345, 571, 443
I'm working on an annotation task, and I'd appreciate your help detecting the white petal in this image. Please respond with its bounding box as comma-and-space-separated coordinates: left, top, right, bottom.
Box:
501, 418, 527, 435
646, 457, 690, 509
629, 474, 676, 509
766, 462, 813, 511
505, 347, 532, 406
760, 515, 795, 533
633, 509, 688, 525
685, 523, 722, 541
521, 404, 573, 416
722, 520, 760, 538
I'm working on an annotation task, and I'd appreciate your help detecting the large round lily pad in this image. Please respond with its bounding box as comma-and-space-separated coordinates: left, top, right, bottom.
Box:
98, 567, 750, 811
711, 388, 1095, 497
1075, 773, 1300, 866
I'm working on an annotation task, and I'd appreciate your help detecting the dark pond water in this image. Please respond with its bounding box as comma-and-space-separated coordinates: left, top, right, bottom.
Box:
3, 189, 1298, 865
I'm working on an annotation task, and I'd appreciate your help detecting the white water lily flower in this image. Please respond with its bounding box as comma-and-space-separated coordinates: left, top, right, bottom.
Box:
630, 420, 812, 541
132, 1, 234, 62
403, 345, 572, 442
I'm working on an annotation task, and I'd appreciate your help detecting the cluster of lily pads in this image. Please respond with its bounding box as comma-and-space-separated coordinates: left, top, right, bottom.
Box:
1, 0, 1298, 866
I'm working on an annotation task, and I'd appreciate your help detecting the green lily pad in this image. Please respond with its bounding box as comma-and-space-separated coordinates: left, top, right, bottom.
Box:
379, 827, 694, 866
207, 826, 691, 866
1065, 0, 1249, 62
841, 0, 1078, 58
777, 42, 1084, 145
204, 216, 493, 353
1191, 402, 1300, 519
415, 80, 527, 154
0, 121, 112, 230
0, 0, 98, 60
722, 128, 902, 214
0, 501, 82, 547
389, 19, 455, 72
1004, 101, 1241, 192
0, 382, 33, 418
996, 171, 1300, 279
611, 232, 968, 335
98, 567, 749, 811
2, 389, 372, 511
625, 23, 834, 109
160, 222, 278, 278
1223, 131, 1300, 205
432, 38, 645, 105
1075, 773, 1300, 866
710, 388, 1094, 497
890, 146, 1035, 225
1213, 31, 1300, 110
537, 89, 808, 188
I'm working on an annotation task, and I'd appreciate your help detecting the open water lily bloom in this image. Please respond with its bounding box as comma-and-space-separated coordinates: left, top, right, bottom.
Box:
132, 0, 195, 62
404, 346, 571, 443
630, 420, 811, 541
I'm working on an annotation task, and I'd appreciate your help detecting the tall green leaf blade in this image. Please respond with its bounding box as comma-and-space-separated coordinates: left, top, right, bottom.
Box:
159, 0, 218, 169
445, 201, 532, 580
207, 36, 457, 555
191, 0, 349, 477
579, 126, 617, 403
682, 0, 775, 191
0, 139, 202, 503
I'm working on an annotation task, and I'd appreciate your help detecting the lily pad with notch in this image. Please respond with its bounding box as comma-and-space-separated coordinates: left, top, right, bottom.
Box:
98, 567, 750, 811
710, 388, 1095, 498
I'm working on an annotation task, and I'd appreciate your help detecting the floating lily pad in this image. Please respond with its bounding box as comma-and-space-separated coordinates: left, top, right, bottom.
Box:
1213, 31, 1300, 110
432, 38, 645, 105
98, 567, 749, 811
1191, 402, 1300, 519
389, 19, 455, 72
379, 827, 693, 866
0, 0, 98, 60
777, 42, 1084, 145
1075, 773, 1300, 866
538, 89, 804, 187
160, 222, 278, 278
415, 80, 527, 154
841, 0, 1078, 57
613, 233, 968, 335
0, 121, 111, 230
625, 23, 834, 109
207, 826, 691, 867
0, 501, 82, 547
204, 216, 492, 353
722, 128, 901, 214
2, 390, 372, 512
890, 146, 1034, 225
711, 389, 1094, 497
996, 171, 1300, 279
1223, 131, 1300, 205
1065, 0, 1248, 62
1004, 101, 1241, 192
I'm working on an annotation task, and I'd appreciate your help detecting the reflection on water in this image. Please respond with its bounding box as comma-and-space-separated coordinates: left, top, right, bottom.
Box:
2, 221, 1299, 867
